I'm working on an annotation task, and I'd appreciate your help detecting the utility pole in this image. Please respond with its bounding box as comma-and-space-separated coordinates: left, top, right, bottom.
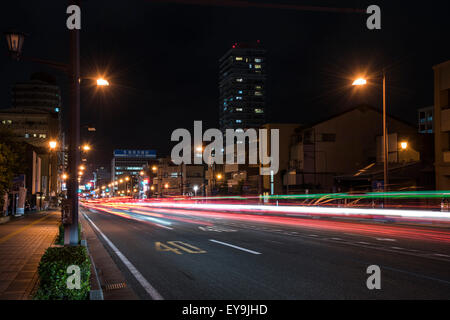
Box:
382, 68, 388, 193
65, 0, 81, 245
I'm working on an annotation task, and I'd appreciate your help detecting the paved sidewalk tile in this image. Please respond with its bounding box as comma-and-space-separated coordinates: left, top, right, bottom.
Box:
0, 211, 60, 300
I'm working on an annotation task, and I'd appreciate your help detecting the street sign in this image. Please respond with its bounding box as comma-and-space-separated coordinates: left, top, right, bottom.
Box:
114, 149, 156, 158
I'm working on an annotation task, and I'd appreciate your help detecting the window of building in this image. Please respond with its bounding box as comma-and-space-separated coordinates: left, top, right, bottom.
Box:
255, 58, 262, 63
33, 134, 37, 137
235, 57, 243, 61
236, 96, 242, 100
255, 85, 262, 90
39, 134, 46, 138
238, 90, 243, 94
236, 120, 242, 123
255, 91, 262, 96
236, 108, 243, 112
255, 108, 264, 113
24, 133, 29, 138
236, 78, 243, 82
254, 64, 262, 69
249, 64, 252, 69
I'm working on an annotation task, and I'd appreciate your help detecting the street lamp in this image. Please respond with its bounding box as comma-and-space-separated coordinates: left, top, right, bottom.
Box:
400, 141, 408, 150
352, 78, 367, 86
353, 69, 388, 191
82, 144, 91, 152
49, 140, 57, 150
193, 185, 199, 197
96, 78, 109, 86
4, 31, 26, 60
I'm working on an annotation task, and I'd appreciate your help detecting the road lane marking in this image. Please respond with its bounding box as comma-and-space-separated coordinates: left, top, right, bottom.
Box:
83, 213, 164, 300
375, 238, 396, 242
209, 239, 261, 255
198, 226, 237, 232
155, 241, 206, 254
433, 253, 450, 258
168, 241, 206, 254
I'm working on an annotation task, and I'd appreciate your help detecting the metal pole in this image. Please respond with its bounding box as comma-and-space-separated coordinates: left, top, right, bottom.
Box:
66, 0, 81, 245
383, 68, 388, 192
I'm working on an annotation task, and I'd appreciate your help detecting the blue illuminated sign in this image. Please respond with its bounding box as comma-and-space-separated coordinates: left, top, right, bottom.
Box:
114, 150, 156, 158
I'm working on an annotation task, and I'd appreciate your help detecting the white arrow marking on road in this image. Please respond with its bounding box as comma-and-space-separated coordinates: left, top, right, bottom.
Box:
83, 213, 164, 300
209, 239, 261, 255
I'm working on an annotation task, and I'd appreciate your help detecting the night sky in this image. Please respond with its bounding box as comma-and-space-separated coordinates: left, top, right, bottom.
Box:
1, 0, 449, 171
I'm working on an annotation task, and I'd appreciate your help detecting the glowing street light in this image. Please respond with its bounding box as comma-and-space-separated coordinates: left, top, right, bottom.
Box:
352, 78, 367, 86
119, 179, 123, 183
79, 165, 85, 171
164, 183, 169, 189
125, 177, 130, 181
152, 166, 157, 172
82, 144, 91, 152
400, 141, 408, 150
97, 78, 109, 86
140, 170, 144, 176
61, 173, 68, 180
49, 140, 57, 150
78, 171, 83, 176
193, 185, 199, 196
216, 173, 222, 180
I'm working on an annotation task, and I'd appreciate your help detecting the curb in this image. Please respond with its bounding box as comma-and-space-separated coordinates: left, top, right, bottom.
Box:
80, 229, 104, 300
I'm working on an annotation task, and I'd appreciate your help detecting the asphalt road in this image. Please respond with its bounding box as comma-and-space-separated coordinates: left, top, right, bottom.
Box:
80, 203, 450, 300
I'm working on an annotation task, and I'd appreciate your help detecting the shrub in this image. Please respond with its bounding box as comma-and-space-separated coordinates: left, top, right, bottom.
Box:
34, 246, 91, 300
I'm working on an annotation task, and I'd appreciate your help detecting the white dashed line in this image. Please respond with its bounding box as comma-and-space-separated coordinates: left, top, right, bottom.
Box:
209, 239, 262, 255
375, 238, 397, 242
434, 253, 450, 258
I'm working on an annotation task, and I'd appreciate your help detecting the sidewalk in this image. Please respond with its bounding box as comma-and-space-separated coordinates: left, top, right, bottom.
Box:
0, 210, 60, 300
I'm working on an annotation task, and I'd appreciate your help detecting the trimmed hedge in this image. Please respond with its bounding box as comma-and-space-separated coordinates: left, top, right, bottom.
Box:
34, 246, 91, 300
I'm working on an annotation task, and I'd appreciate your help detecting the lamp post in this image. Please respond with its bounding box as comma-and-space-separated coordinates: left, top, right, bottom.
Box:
353, 68, 388, 192
5, 0, 80, 245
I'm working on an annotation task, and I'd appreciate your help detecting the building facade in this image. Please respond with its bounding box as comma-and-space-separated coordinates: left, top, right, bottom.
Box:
284, 105, 424, 193
12, 72, 61, 113
433, 60, 450, 190
219, 42, 266, 133
111, 149, 157, 192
